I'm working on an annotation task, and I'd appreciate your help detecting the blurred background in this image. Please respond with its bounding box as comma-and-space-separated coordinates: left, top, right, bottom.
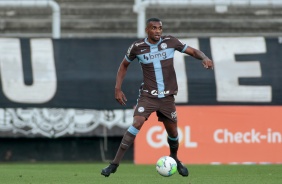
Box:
1, 0, 282, 38
0, 0, 281, 164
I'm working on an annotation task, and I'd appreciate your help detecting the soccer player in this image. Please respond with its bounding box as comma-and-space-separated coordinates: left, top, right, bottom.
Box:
101, 17, 213, 177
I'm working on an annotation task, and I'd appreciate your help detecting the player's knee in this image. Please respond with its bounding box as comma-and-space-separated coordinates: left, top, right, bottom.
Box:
132, 117, 145, 129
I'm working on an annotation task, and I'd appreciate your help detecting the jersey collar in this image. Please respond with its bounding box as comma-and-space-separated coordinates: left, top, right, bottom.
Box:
144, 37, 162, 46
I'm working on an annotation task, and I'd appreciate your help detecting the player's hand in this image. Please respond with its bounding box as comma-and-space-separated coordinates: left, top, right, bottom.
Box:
202, 58, 213, 70
115, 88, 127, 105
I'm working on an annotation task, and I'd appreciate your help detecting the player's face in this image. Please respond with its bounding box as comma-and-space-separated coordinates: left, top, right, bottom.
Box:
146, 21, 163, 44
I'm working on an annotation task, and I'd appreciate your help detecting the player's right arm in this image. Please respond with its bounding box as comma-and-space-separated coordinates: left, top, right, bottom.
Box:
115, 42, 137, 105
115, 58, 131, 105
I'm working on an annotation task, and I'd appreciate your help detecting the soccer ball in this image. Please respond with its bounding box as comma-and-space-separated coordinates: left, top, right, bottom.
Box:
156, 156, 177, 177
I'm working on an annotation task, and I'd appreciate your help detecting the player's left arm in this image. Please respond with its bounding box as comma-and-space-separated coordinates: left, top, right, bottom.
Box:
184, 46, 213, 70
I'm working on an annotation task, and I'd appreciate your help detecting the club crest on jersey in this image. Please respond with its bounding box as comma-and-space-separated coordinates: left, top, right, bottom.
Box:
171, 111, 177, 119
160, 43, 167, 50
138, 107, 145, 113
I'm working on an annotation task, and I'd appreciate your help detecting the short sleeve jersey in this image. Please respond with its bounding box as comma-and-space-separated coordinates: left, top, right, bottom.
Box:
125, 35, 188, 98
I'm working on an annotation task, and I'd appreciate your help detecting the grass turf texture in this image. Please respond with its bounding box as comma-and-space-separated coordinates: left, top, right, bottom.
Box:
0, 163, 281, 184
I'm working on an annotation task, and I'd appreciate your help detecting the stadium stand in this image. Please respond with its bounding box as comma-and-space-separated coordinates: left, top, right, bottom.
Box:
0, 0, 281, 38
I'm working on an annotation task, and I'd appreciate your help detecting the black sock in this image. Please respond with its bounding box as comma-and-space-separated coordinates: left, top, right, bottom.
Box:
167, 137, 179, 161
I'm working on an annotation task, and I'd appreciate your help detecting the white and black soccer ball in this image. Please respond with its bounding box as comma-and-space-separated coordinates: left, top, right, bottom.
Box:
156, 156, 177, 177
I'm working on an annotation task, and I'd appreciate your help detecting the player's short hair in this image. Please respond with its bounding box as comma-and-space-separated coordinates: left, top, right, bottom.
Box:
146, 17, 162, 26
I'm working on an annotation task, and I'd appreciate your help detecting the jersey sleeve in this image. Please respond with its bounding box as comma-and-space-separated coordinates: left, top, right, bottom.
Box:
125, 43, 137, 62
170, 36, 188, 53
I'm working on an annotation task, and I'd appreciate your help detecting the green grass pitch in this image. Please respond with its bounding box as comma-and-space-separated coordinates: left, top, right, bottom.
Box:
0, 163, 281, 184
